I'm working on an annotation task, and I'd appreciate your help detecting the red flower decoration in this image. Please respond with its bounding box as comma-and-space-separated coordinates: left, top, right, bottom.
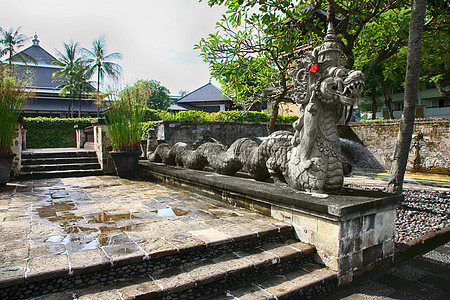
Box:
310, 64, 318, 73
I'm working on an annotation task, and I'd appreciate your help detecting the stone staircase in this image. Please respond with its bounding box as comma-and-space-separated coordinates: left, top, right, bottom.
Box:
1, 226, 337, 299
20, 148, 103, 179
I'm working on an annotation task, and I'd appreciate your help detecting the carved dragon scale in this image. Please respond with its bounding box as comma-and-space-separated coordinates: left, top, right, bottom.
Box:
148, 23, 365, 193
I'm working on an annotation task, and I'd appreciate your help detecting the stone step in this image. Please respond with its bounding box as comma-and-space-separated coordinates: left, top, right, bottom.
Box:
21, 162, 101, 172
21, 150, 97, 159
19, 169, 104, 180
25, 241, 336, 300
21, 157, 99, 166
0, 223, 297, 299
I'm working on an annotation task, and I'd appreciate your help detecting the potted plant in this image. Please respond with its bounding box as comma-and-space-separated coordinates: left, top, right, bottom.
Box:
0, 65, 29, 185
105, 86, 147, 178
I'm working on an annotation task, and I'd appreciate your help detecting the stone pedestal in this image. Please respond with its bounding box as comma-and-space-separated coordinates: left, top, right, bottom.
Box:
11, 122, 23, 178
74, 125, 87, 148
91, 119, 114, 174
139, 161, 401, 285
273, 201, 396, 284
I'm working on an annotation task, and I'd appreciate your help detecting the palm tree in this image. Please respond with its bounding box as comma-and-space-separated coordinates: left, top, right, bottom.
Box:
82, 36, 122, 116
0, 27, 36, 74
52, 42, 92, 117
72, 62, 94, 117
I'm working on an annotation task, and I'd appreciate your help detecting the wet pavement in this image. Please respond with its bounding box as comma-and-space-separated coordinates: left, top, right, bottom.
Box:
0, 176, 289, 289
1, 174, 448, 299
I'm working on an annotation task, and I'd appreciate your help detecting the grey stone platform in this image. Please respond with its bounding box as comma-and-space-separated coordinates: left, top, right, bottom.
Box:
0, 176, 336, 299
139, 161, 403, 283
20, 148, 102, 179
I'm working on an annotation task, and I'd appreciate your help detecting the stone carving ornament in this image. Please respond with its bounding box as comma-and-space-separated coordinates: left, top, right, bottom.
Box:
148, 23, 365, 193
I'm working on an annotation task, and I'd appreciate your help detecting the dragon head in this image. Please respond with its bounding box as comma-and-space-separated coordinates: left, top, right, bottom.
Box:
319, 69, 365, 105
340, 70, 365, 105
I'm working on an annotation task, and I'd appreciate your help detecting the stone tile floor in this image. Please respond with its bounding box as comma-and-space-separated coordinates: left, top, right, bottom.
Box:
1, 175, 448, 299
0, 176, 289, 287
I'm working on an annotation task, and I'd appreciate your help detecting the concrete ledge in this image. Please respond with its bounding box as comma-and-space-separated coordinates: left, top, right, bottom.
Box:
394, 226, 450, 264
139, 161, 402, 221
139, 161, 403, 283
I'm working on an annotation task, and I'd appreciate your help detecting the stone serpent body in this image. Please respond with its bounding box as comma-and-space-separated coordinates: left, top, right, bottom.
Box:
148, 23, 365, 194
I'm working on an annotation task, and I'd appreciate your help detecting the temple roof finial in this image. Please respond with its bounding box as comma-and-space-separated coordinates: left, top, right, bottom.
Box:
33, 33, 40, 46
327, 22, 335, 36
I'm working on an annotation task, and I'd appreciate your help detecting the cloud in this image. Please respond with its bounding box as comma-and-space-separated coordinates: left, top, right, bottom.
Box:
169, 51, 203, 65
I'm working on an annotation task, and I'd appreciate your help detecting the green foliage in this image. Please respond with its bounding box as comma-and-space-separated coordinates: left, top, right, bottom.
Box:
0, 26, 36, 67
277, 114, 299, 124
105, 87, 147, 151
0, 65, 29, 153
121, 80, 172, 110
142, 109, 296, 124
82, 36, 122, 93
140, 121, 158, 141
23, 117, 94, 149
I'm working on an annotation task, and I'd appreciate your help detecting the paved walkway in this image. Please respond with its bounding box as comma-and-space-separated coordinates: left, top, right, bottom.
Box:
0, 174, 448, 299
0, 176, 289, 290
21, 148, 94, 154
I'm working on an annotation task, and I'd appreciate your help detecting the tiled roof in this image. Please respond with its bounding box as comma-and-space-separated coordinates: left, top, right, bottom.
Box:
177, 83, 232, 104
11, 44, 58, 66
14, 65, 61, 90
167, 103, 199, 111
24, 98, 97, 113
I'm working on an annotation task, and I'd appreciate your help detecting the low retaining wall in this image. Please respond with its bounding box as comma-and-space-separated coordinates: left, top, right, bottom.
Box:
351, 120, 450, 175
139, 162, 402, 285
154, 120, 292, 147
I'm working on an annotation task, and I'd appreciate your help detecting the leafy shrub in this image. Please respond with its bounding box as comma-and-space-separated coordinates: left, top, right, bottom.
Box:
0, 65, 30, 153
277, 114, 300, 124
24, 117, 94, 148
24, 110, 301, 149
105, 87, 147, 151
142, 109, 295, 123
140, 121, 158, 140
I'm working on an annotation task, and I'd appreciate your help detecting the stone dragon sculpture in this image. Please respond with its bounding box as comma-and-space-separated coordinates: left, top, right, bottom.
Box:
148, 23, 365, 193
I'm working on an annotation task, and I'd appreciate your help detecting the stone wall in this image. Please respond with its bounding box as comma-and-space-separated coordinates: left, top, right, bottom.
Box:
139, 161, 401, 285
91, 120, 115, 174
155, 120, 293, 147
351, 120, 450, 175
11, 123, 23, 178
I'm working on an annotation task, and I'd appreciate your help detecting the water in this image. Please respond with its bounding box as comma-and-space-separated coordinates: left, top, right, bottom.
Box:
340, 138, 385, 173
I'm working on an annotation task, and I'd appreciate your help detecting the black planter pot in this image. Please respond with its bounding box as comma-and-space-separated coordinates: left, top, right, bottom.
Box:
110, 151, 141, 178
0, 153, 16, 186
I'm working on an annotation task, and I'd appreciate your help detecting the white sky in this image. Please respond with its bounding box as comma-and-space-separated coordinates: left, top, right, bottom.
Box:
1, 0, 227, 95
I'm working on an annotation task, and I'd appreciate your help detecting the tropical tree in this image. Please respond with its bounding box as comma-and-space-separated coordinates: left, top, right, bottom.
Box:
121, 79, 172, 110
179, 90, 189, 97
82, 36, 122, 116
52, 42, 93, 117
196, 1, 305, 133
0, 26, 36, 73
388, 0, 428, 194
197, 0, 411, 131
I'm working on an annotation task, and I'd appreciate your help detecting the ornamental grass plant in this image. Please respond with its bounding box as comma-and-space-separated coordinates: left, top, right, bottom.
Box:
0, 65, 29, 154
105, 86, 148, 152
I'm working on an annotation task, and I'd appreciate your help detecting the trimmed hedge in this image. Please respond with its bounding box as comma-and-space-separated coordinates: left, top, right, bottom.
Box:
144, 109, 298, 124
24, 117, 94, 149
24, 110, 300, 148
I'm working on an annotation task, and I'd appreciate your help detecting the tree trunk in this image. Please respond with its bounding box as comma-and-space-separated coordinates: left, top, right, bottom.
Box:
327, 0, 335, 26
69, 96, 74, 118
345, 106, 354, 124
370, 95, 377, 120
97, 65, 101, 118
268, 100, 280, 134
388, 0, 427, 194
383, 94, 394, 119
78, 96, 82, 118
